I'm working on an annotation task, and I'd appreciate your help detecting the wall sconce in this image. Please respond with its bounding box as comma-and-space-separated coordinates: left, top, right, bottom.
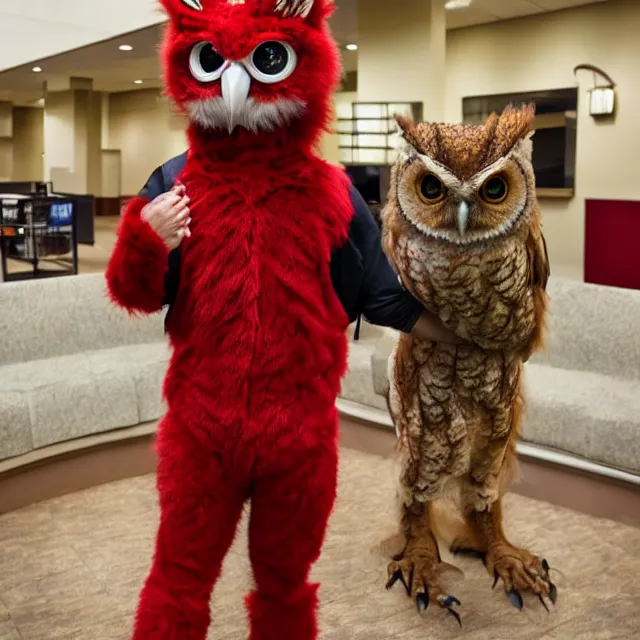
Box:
574, 64, 616, 118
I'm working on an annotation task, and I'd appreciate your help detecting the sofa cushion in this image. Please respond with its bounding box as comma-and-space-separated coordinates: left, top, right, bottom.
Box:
524, 363, 640, 474
0, 392, 33, 460
0, 274, 165, 366
0, 343, 169, 457
536, 278, 640, 380
371, 329, 398, 398
342, 340, 388, 412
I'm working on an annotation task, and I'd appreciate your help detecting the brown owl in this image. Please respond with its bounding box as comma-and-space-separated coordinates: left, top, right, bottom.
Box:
381, 105, 554, 624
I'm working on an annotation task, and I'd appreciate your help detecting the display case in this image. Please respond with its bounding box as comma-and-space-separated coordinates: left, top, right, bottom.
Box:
0, 194, 78, 281
337, 101, 423, 166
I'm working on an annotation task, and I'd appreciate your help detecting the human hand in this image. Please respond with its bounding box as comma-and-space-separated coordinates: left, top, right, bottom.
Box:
413, 312, 463, 345
141, 183, 191, 250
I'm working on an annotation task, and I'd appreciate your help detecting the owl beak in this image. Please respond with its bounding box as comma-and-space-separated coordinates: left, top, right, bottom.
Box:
457, 201, 470, 236
221, 63, 251, 133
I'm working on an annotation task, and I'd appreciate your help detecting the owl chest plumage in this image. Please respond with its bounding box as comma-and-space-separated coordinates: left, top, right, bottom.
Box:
165, 159, 353, 400
389, 229, 535, 495
398, 225, 537, 352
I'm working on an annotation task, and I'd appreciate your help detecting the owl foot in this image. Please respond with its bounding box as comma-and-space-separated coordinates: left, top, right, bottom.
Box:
386, 554, 463, 626
486, 545, 557, 612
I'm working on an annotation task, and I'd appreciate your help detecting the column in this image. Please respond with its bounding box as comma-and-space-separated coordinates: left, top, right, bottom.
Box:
43, 77, 103, 195
357, 0, 447, 122
0, 102, 13, 180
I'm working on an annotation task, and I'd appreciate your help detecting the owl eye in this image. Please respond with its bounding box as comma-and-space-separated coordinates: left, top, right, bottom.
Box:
481, 174, 509, 204
189, 42, 227, 83
246, 41, 297, 84
418, 174, 445, 204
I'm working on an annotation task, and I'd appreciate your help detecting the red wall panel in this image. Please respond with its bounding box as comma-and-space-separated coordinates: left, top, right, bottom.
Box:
585, 198, 640, 290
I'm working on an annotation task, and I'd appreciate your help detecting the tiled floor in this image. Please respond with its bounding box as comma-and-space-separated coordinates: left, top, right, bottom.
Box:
1, 447, 639, 639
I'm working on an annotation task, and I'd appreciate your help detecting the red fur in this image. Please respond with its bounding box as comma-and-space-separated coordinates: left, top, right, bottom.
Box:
106, 1, 352, 638
106, 197, 169, 314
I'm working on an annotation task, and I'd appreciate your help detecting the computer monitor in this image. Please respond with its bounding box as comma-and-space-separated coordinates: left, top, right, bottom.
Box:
49, 201, 74, 226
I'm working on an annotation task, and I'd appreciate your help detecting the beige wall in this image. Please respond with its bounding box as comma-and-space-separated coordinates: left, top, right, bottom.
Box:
43, 86, 103, 195
358, 0, 446, 121
108, 90, 187, 196
12, 107, 44, 182
0, 139, 12, 181
44, 91, 76, 191
446, 0, 640, 279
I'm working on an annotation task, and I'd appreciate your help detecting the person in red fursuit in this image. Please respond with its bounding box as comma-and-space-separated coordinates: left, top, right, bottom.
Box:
106, 0, 458, 638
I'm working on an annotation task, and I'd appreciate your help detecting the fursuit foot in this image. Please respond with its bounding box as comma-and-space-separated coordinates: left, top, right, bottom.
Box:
486, 544, 557, 612
386, 551, 463, 627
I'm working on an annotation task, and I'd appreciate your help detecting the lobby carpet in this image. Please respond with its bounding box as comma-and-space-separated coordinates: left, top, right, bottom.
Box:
0, 447, 639, 639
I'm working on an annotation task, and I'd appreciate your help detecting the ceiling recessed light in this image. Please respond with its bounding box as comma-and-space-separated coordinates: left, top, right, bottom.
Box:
346, 44, 358, 51
32, 66, 42, 73
133, 80, 143, 84
445, 0, 472, 9
119, 44, 134, 51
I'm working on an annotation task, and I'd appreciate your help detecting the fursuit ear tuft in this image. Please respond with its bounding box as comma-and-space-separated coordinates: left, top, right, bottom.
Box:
274, 0, 314, 18
181, 0, 203, 10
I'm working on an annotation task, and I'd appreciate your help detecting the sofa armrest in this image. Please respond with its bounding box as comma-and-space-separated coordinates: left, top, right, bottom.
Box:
371, 328, 398, 398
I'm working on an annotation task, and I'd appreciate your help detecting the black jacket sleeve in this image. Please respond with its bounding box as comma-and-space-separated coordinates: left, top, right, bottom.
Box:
349, 187, 423, 333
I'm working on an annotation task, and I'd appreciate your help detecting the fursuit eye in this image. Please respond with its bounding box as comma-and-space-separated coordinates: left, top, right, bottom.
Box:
418, 174, 445, 203
481, 174, 509, 204
189, 42, 226, 82
247, 41, 297, 84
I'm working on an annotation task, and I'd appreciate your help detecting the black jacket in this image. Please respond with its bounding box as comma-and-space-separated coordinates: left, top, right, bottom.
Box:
140, 153, 423, 334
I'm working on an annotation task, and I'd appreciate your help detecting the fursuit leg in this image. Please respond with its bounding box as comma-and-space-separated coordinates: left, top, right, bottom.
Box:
246, 432, 338, 640
132, 414, 244, 639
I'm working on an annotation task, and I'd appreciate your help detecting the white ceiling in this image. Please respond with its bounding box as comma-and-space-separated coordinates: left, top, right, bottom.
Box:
446, 0, 609, 29
0, 0, 163, 72
0, 0, 609, 105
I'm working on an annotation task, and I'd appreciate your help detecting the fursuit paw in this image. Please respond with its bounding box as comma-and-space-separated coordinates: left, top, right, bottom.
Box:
386, 553, 463, 627
486, 545, 557, 612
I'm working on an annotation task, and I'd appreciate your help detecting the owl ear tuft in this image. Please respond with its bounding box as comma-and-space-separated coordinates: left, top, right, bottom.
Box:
394, 114, 415, 138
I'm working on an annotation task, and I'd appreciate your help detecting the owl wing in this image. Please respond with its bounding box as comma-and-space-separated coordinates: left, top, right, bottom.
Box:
527, 228, 550, 291
522, 226, 550, 360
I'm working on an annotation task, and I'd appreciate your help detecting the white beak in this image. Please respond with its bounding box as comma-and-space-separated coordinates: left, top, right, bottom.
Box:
221, 63, 251, 133
457, 201, 470, 236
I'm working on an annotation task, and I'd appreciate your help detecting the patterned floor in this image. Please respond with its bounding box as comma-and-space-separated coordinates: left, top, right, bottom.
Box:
1, 447, 639, 639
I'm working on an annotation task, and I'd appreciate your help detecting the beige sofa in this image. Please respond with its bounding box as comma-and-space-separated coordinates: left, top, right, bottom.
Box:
0, 274, 169, 462
366, 277, 640, 482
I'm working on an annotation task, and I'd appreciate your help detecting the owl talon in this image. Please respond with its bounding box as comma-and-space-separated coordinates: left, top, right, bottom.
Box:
549, 582, 558, 605
446, 607, 463, 628
385, 569, 405, 592
507, 589, 524, 611
492, 570, 499, 590
537, 593, 550, 613
416, 590, 429, 614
